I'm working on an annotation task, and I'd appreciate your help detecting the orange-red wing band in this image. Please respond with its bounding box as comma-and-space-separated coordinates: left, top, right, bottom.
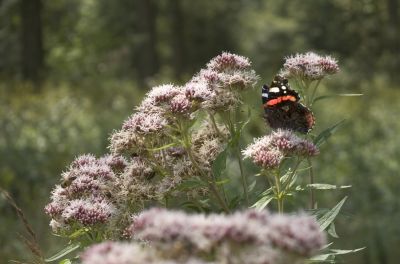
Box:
264, 95, 297, 107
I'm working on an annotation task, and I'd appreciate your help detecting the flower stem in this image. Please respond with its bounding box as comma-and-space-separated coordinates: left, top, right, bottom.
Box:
273, 171, 283, 213
226, 109, 250, 207
235, 146, 249, 206
307, 158, 316, 209
309, 79, 321, 107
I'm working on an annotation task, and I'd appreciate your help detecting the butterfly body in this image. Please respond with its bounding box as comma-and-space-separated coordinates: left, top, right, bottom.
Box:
262, 75, 315, 134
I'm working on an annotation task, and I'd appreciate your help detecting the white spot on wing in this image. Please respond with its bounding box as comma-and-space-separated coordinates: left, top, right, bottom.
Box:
269, 87, 280, 93
281, 86, 286, 90
262, 93, 269, 98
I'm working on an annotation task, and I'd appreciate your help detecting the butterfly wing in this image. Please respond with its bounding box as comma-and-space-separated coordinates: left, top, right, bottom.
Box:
263, 102, 315, 134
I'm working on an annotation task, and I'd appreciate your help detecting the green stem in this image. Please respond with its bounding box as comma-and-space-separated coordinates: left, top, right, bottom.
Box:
208, 111, 222, 137
307, 158, 316, 209
273, 170, 283, 213
227, 110, 250, 206
235, 147, 249, 206
309, 79, 321, 107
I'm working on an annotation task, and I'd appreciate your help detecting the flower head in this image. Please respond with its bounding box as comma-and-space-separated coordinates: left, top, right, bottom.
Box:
243, 129, 319, 169
281, 52, 339, 81
122, 112, 167, 135
45, 154, 121, 232
207, 52, 252, 72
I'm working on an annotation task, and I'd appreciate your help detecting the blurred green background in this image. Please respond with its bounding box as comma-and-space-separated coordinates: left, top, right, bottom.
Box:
0, 0, 399, 263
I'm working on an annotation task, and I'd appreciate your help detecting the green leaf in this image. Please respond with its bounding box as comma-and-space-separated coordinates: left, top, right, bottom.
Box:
318, 196, 347, 231
306, 184, 352, 190
59, 259, 72, 264
45, 243, 81, 262
330, 247, 365, 255
247, 180, 257, 193
229, 195, 242, 209
178, 178, 208, 190
68, 228, 89, 239
314, 119, 346, 146
215, 178, 230, 185
212, 147, 228, 179
251, 194, 275, 211
327, 223, 339, 238
147, 142, 177, 152
313, 93, 363, 104
309, 253, 335, 262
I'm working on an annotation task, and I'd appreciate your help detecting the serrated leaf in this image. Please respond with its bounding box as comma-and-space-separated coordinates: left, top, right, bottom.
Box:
45, 243, 80, 262
314, 120, 346, 146
318, 196, 347, 230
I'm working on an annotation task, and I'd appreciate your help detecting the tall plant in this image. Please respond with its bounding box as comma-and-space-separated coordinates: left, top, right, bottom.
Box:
42, 52, 361, 264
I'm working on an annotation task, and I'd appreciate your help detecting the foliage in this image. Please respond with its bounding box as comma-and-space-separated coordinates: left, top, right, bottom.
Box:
1, 0, 400, 263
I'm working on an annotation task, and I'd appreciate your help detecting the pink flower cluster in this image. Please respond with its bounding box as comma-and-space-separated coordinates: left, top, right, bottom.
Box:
185, 52, 258, 111
110, 52, 257, 155
44, 154, 126, 231
81, 241, 210, 264
281, 52, 339, 81
112, 208, 324, 263
242, 129, 319, 169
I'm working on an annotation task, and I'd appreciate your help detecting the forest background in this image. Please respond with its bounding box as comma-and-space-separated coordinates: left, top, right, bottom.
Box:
0, 1, 399, 263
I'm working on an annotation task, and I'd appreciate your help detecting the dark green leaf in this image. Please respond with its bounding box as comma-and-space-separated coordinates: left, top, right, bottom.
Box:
178, 178, 208, 190
212, 147, 228, 179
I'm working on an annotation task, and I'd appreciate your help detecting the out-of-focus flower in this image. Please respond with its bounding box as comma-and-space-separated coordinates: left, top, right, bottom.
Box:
126, 208, 325, 263
281, 52, 339, 81
243, 129, 319, 169
81, 241, 213, 264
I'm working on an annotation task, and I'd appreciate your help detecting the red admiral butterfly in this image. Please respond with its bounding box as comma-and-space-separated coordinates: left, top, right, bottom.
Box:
262, 75, 315, 134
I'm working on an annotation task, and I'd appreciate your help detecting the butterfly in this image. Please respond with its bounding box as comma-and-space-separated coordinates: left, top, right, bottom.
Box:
262, 75, 315, 134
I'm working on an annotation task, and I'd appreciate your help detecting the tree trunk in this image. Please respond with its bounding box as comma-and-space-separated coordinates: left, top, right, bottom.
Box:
21, 0, 44, 85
